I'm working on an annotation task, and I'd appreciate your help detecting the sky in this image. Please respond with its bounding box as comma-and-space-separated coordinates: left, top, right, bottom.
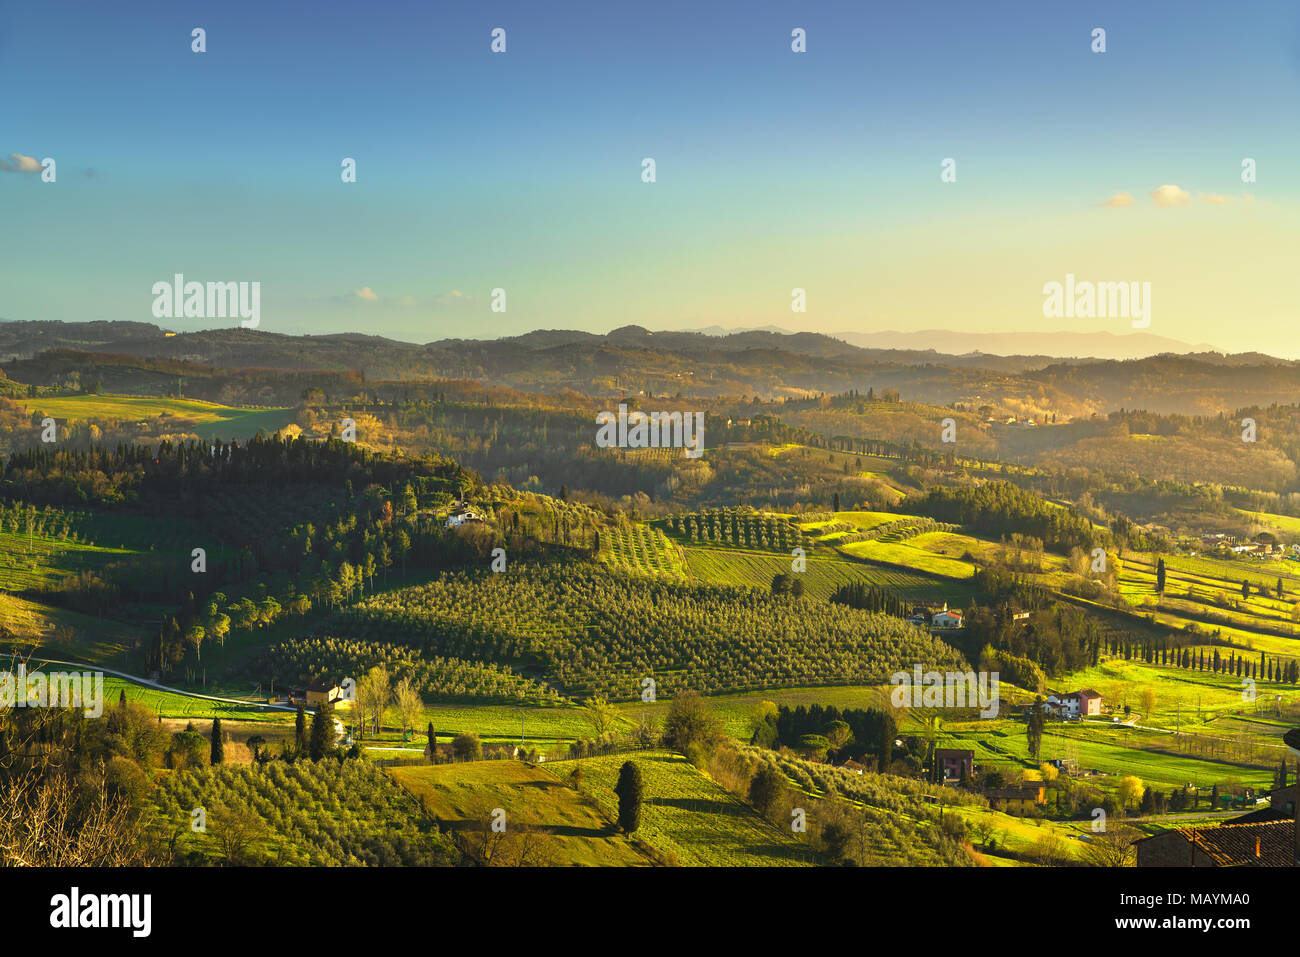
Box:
2, 0, 1298, 354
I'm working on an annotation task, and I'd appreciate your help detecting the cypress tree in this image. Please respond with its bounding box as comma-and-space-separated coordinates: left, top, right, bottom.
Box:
209, 718, 223, 764
309, 708, 330, 761
295, 701, 307, 753
427, 721, 437, 763
614, 761, 643, 833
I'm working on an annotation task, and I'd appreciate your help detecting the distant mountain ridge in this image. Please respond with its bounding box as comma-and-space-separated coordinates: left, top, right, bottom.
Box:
686, 324, 1224, 361
0, 318, 1235, 364
3, 319, 1299, 417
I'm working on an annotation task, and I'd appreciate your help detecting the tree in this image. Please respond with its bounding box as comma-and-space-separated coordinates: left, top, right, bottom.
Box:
614, 761, 643, 833
796, 733, 831, 762
822, 820, 853, 864
295, 701, 307, 753
309, 707, 331, 761
583, 695, 616, 738
209, 803, 270, 866
356, 665, 392, 738
1242, 580, 1250, 600
1140, 688, 1156, 719
748, 765, 786, 816
1084, 825, 1139, 867
394, 676, 423, 736
209, 718, 223, 765
452, 732, 482, 761
1156, 557, 1166, 594
1026, 697, 1044, 760
662, 691, 725, 764
427, 722, 438, 763
1118, 775, 1145, 811
824, 720, 854, 751
0, 770, 159, 866
748, 700, 779, 736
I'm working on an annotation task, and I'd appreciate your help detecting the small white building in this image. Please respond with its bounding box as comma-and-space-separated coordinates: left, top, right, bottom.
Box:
932, 608, 964, 628
445, 504, 484, 528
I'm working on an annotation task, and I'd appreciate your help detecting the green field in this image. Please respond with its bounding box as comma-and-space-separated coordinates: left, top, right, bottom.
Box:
839, 538, 977, 579
681, 543, 973, 603
16, 660, 296, 723
799, 510, 903, 536
1118, 553, 1300, 657
0, 592, 146, 663
0, 530, 135, 589
617, 684, 895, 741
544, 750, 814, 865
391, 760, 653, 865
20, 394, 293, 439
416, 700, 618, 750
1237, 508, 1300, 540
969, 723, 1276, 792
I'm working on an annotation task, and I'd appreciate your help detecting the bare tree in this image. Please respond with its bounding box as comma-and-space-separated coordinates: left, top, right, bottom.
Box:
0, 767, 160, 867
1083, 825, 1139, 867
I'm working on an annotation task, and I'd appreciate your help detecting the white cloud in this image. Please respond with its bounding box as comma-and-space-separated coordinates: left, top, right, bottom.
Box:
1151, 184, 1191, 207
354, 286, 379, 301
1101, 192, 1134, 207
0, 153, 42, 174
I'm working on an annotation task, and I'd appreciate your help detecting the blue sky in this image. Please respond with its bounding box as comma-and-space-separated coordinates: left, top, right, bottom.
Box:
2, 0, 1297, 352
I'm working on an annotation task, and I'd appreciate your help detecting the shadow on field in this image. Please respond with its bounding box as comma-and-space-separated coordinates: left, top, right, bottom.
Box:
547, 824, 620, 838
650, 797, 735, 815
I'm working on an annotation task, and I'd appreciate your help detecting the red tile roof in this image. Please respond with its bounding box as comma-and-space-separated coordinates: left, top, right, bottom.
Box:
1178, 820, 1293, 867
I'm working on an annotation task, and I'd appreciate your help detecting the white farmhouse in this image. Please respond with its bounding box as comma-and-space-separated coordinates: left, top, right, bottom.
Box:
444, 504, 484, 528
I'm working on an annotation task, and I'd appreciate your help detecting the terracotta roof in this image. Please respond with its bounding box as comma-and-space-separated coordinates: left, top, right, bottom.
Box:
987, 783, 1045, 801
1178, 820, 1293, 867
